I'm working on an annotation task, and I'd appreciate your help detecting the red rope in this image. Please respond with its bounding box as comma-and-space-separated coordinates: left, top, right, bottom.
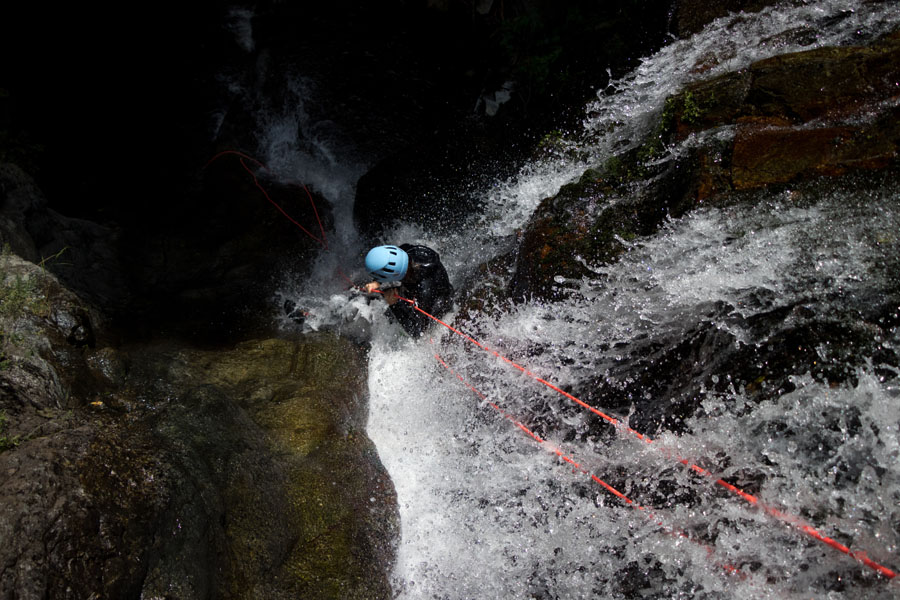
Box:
206, 150, 895, 581
204, 150, 328, 250
432, 348, 746, 580
404, 299, 897, 580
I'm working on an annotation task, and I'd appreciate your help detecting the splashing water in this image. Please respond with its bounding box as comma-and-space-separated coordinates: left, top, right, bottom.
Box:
252, 0, 900, 597
361, 2, 900, 599
367, 179, 900, 599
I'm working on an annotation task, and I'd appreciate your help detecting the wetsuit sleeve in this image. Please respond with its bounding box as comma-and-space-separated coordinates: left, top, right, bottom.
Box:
389, 300, 430, 337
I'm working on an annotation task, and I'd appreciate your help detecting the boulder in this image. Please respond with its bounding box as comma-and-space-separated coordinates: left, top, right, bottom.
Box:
0, 163, 130, 316
0, 246, 397, 599
731, 109, 900, 189
673, 0, 777, 37
508, 28, 900, 302
508, 150, 697, 302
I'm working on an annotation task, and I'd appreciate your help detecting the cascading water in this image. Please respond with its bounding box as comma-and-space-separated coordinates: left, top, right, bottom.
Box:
261, 1, 899, 598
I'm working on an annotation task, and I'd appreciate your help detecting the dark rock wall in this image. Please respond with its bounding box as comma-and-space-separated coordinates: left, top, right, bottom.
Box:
352, 0, 678, 236
0, 166, 395, 598
2, 2, 898, 598
0, 260, 396, 599
2, 1, 678, 335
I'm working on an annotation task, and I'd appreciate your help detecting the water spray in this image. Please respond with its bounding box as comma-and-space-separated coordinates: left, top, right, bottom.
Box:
213, 148, 897, 589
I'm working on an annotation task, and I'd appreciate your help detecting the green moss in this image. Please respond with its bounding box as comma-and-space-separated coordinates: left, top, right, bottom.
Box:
660, 95, 680, 132
0, 411, 19, 452
536, 129, 568, 155
0, 273, 46, 318
681, 90, 705, 124
600, 146, 652, 187
284, 463, 360, 597
0, 247, 52, 368
671, 87, 718, 126
628, 91, 704, 172
597, 90, 706, 188
183, 333, 392, 598
0, 245, 50, 319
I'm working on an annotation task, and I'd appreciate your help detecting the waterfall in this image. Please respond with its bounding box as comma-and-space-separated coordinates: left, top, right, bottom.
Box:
358, 2, 900, 598
251, 0, 900, 597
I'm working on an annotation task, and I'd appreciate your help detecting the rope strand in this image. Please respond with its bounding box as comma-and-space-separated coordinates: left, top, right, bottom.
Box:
214, 149, 896, 583
432, 348, 748, 581
405, 299, 896, 580
205, 150, 328, 249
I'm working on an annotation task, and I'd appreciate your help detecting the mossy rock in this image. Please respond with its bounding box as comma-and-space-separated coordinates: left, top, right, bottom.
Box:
509, 151, 698, 301
668, 29, 900, 139
171, 333, 398, 600
1, 317, 398, 600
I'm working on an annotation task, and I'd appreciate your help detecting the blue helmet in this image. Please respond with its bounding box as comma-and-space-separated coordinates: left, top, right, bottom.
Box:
365, 245, 409, 282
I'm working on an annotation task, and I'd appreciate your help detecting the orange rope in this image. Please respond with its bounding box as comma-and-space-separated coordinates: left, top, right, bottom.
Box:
209, 150, 895, 581
204, 150, 328, 250
407, 300, 896, 580
432, 349, 746, 580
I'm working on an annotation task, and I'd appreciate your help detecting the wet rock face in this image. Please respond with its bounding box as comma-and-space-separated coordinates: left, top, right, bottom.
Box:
671, 30, 900, 192
672, 0, 778, 37
729, 104, 900, 189
487, 28, 900, 440
575, 286, 900, 437
160, 336, 399, 600
508, 149, 699, 302
0, 252, 397, 600
0, 252, 139, 599
509, 29, 900, 303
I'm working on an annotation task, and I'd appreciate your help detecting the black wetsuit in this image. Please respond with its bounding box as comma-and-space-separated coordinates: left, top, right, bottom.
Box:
388, 244, 453, 337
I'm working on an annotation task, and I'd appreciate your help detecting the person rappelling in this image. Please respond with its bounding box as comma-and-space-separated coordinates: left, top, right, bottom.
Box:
363, 244, 453, 337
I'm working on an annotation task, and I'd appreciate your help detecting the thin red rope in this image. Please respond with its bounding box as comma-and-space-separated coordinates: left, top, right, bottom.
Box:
211, 151, 896, 581
432, 349, 747, 580
205, 150, 328, 250
406, 300, 896, 580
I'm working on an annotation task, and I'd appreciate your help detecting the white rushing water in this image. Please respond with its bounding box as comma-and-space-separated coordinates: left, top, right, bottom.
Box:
365, 187, 900, 599
260, 1, 900, 598
362, 3, 900, 599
